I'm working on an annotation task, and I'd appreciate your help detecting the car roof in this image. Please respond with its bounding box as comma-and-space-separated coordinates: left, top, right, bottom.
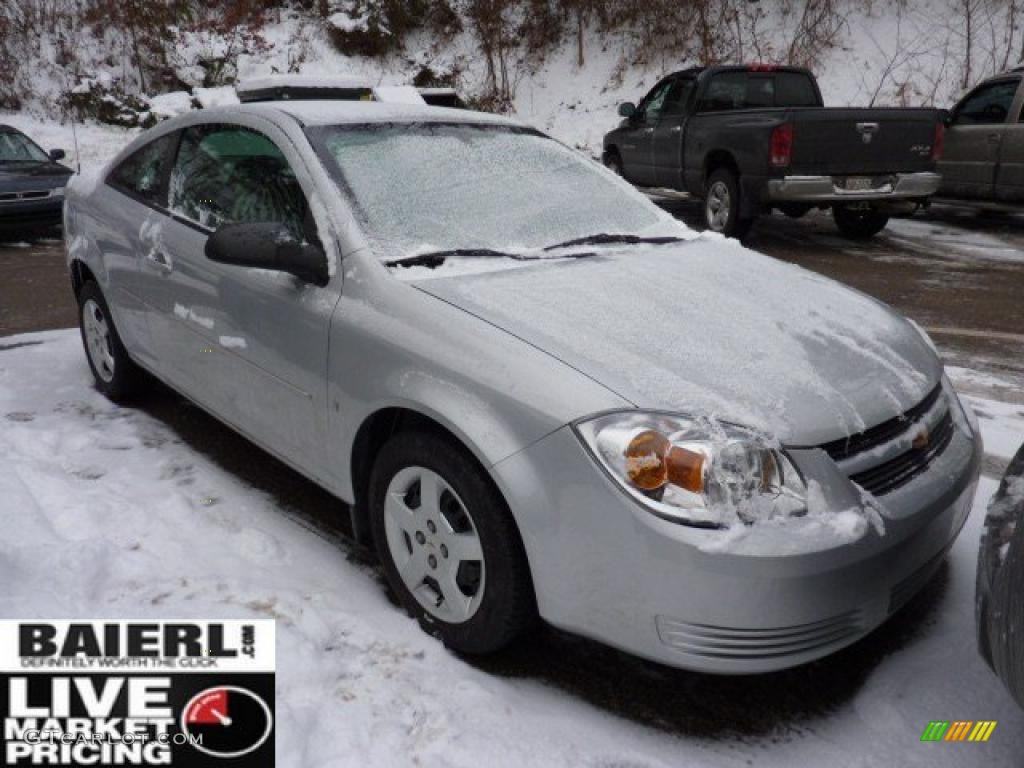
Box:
231, 99, 521, 128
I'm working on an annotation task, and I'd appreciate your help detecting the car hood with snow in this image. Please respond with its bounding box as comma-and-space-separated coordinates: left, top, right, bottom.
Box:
408, 238, 941, 446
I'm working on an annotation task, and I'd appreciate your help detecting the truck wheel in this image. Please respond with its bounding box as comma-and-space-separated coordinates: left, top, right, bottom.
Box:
369, 431, 536, 655
78, 281, 146, 402
704, 169, 753, 239
604, 151, 624, 177
833, 204, 889, 240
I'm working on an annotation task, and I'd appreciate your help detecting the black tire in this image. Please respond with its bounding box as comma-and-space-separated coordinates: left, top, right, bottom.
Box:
369, 431, 536, 655
704, 168, 753, 239
604, 150, 624, 177
832, 204, 889, 240
77, 281, 145, 402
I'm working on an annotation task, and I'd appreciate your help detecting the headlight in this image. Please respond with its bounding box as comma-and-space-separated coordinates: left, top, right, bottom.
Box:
575, 412, 807, 528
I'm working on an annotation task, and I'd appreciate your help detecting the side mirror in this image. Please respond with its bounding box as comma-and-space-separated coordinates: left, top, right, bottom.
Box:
205, 222, 329, 287
49, 149, 66, 161
617, 102, 636, 118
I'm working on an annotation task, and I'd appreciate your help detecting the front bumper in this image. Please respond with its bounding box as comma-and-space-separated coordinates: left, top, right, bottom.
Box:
0, 195, 64, 232
494, 415, 980, 674
767, 172, 941, 203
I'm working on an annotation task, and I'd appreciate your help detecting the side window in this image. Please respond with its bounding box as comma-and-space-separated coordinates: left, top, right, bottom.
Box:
697, 72, 747, 112
662, 78, 695, 117
638, 81, 674, 122
955, 80, 1020, 125
107, 134, 177, 205
169, 125, 309, 239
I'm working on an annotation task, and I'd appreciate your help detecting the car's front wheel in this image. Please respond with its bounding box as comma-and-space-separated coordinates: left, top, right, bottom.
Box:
369, 431, 535, 654
832, 203, 890, 239
604, 150, 624, 177
77, 281, 145, 402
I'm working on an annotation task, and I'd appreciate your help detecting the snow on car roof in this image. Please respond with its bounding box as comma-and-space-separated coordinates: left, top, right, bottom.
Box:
243, 99, 520, 128
237, 74, 372, 92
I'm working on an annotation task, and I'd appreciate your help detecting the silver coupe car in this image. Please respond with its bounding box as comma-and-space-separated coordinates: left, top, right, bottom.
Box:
64, 100, 982, 673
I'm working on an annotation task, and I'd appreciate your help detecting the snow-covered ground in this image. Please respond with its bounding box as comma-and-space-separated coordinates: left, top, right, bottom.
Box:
1, 329, 1022, 767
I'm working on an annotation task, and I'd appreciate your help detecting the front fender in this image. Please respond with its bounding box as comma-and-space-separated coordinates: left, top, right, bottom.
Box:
325, 257, 629, 502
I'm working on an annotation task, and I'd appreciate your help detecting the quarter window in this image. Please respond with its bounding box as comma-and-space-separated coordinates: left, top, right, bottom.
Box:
168, 125, 309, 238
107, 134, 176, 205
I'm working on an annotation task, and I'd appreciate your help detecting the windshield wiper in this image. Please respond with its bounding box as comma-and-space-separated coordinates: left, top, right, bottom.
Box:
385, 247, 595, 269
543, 233, 684, 251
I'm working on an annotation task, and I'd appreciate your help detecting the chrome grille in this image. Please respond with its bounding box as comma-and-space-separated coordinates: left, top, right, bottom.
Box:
849, 411, 954, 495
819, 384, 942, 462
819, 384, 954, 496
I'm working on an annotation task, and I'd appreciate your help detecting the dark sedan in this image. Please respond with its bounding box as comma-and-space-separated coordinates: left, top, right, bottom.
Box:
978, 443, 1024, 709
0, 125, 72, 237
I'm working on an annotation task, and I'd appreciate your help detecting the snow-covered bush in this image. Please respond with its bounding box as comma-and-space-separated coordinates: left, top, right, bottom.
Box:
325, 0, 461, 57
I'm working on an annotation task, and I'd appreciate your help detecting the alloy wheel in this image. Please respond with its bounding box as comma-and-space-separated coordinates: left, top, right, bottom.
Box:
706, 181, 731, 232
82, 298, 116, 383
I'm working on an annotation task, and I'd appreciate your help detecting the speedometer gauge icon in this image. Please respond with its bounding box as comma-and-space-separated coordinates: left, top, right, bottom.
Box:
182, 686, 273, 759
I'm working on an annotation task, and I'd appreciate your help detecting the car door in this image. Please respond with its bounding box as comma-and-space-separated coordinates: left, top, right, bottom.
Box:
618, 79, 674, 186
939, 77, 1021, 200
653, 76, 696, 190
156, 119, 340, 477
97, 131, 180, 369
994, 80, 1024, 202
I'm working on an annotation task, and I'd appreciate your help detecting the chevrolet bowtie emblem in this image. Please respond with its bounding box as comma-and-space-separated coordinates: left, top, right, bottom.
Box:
912, 426, 930, 450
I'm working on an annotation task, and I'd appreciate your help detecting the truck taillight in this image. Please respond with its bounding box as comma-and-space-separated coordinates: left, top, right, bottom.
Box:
932, 122, 945, 161
770, 123, 793, 168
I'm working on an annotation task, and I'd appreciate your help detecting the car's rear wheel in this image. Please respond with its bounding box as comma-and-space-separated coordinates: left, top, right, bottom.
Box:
369, 431, 535, 654
704, 168, 753, 239
77, 281, 145, 402
832, 203, 889, 239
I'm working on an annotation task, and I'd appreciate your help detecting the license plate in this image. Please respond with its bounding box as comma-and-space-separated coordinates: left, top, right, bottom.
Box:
843, 177, 874, 191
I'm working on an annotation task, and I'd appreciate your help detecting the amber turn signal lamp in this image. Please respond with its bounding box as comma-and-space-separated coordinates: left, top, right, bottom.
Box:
624, 430, 705, 493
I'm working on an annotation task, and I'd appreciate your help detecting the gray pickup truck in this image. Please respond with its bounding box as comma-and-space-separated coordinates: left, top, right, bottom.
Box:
938, 68, 1024, 207
603, 65, 944, 239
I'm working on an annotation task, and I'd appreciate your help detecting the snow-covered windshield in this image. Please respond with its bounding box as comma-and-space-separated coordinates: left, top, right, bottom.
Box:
0, 130, 49, 163
309, 123, 665, 260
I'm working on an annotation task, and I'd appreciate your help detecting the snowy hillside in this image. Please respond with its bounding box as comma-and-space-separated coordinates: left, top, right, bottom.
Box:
2, 0, 1022, 162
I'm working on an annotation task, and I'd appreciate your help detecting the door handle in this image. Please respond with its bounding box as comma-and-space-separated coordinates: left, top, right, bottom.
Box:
988, 133, 1002, 143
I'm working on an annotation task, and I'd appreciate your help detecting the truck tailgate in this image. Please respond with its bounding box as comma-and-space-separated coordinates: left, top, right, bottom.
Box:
789, 108, 939, 175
